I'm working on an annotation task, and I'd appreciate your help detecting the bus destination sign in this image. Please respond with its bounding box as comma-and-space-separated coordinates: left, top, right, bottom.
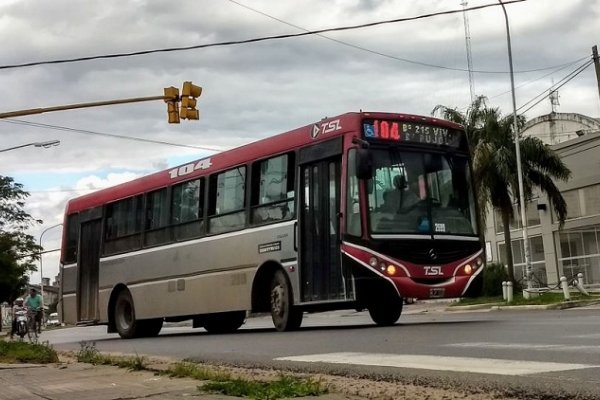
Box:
363, 119, 463, 148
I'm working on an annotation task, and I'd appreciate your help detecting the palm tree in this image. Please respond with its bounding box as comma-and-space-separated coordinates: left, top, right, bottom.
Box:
432, 96, 571, 284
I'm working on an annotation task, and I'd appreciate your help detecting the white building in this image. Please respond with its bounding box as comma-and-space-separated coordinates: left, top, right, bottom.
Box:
484, 112, 600, 287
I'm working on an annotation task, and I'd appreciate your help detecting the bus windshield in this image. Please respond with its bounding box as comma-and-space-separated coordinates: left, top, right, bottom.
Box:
367, 148, 478, 237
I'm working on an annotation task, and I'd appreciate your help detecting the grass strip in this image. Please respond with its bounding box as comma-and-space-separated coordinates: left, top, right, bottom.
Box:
0, 340, 59, 364
201, 375, 326, 399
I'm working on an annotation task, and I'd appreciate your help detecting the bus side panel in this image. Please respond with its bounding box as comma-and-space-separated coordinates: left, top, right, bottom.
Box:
96, 221, 296, 322
98, 267, 257, 322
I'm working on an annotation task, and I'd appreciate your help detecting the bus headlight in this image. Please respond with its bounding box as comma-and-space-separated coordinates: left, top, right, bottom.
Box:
386, 265, 397, 276
464, 264, 473, 275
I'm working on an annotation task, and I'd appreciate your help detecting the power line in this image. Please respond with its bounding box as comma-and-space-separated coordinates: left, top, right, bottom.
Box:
518, 60, 594, 114
517, 60, 592, 112
488, 56, 590, 101
225, 0, 578, 75
0, 118, 224, 152
2, 0, 571, 75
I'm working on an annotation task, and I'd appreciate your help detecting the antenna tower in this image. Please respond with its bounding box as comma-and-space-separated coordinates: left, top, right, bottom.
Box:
461, 0, 475, 103
549, 89, 560, 113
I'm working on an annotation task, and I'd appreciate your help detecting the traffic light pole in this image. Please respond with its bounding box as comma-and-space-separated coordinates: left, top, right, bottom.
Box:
0, 95, 176, 119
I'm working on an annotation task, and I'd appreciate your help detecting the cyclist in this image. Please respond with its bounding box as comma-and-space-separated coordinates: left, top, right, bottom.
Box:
9, 298, 26, 340
24, 288, 43, 334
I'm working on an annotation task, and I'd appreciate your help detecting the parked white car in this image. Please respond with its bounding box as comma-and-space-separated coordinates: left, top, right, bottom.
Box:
47, 312, 60, 327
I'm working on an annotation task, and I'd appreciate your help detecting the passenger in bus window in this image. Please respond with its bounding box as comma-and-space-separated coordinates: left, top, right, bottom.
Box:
402, 178, 421, 210
382, 175, 420, 213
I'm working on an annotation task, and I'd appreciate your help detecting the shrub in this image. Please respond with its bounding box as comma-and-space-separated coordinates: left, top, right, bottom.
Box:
481, 262, 508, 297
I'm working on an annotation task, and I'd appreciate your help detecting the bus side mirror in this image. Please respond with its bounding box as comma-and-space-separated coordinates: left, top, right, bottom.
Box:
356, 148, 372, 180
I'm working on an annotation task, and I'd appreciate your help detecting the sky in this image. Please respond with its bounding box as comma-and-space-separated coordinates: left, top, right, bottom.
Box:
0, 0, 599, 285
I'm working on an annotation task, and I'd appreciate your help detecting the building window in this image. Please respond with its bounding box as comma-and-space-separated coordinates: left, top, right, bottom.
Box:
557, 226, 600, 284
559, 189, 582, 220
494, 201, 541, 233
555, 184, 600, 222
498, 236, 546, 285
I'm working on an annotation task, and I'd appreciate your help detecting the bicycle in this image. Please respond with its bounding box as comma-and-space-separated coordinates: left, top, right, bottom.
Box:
27, 310, 40, 344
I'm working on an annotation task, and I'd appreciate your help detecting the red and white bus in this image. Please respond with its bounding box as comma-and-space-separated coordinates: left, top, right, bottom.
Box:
59, 111, 483, 338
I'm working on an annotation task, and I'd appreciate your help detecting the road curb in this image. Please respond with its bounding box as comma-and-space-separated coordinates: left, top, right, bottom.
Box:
447, 299, 600, 312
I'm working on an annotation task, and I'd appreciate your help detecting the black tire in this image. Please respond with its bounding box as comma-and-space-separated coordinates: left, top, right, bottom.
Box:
139, 318, 164, 337
202, 311, 246, 334
270, 270, 303, 331
114, 290, 139, 339
368, 287, 403, 326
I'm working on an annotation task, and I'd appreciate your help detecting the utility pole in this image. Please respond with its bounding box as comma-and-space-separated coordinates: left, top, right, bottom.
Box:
498, 0, 533, 294
593, 45, 600, 104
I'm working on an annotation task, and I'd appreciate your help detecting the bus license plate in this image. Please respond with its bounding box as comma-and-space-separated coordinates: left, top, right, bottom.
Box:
429, 288, 445, 298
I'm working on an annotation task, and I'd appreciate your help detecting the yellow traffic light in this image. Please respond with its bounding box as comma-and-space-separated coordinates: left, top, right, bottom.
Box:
167, 102, 180, 124
164, 86, 180, 124
164, 86, 179, 102
182, 81, 202, 98
180, 81, 202, 120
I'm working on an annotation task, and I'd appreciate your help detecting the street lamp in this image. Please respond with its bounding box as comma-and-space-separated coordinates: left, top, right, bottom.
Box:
498, 0, 533, 295
0, 140, 60, 153
39, 223, 63, 304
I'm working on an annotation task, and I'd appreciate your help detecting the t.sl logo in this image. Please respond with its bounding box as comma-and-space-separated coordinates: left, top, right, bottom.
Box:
311, 119, 341, 138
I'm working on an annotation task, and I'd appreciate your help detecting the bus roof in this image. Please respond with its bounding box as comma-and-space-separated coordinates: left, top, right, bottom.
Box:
65, 111, 462, 214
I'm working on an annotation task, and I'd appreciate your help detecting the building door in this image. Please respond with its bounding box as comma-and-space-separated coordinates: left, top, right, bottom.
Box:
78, 218, 101, 322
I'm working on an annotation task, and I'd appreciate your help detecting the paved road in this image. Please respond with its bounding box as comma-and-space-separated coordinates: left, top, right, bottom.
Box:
44, 302, 600, 399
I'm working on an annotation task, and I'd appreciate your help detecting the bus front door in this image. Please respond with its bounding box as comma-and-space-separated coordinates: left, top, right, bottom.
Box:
299, 157, 349, 302
78, 218, 101, 323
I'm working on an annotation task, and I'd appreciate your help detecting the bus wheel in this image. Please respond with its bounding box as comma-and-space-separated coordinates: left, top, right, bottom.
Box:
368, 290, 403, 326
270, 270, 303, 331
202, 311, 246, 334
114, 290, 139, 339
139, 318, 163, 337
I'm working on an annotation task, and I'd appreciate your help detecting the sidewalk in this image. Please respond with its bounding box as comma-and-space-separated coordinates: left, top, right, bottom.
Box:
0, 362, 202, 400
0, 361, 355, 400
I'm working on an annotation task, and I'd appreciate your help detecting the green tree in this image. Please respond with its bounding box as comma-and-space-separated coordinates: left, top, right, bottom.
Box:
433, 96, 571, 284
0, 176, 42, 306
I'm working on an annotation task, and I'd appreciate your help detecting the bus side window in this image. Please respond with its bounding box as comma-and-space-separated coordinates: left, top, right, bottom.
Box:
346, 149, 361, 236
171, 178, 204, 241
209, 166, 246, 234
63, 213, 80, 264
251, 153, 295, 225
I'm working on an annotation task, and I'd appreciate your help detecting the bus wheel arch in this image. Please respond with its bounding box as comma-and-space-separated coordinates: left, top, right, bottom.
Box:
110, 286, 140, 339
251, 261, 282, 313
